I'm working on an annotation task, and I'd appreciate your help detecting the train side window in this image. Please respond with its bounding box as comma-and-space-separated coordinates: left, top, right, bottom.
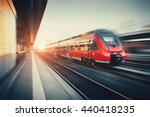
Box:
80, 45, 86, 50
66, 46, 69, 52
78, 46, 81, 50
70, 46, 73, 50
85, 45, 88, 50
76, 45, 79, 50
91, 42, 98, 50
88, 44, 92, 50
72, 45, 78, 50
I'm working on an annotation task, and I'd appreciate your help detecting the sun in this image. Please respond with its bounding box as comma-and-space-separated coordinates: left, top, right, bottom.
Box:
39, 45, 45, 51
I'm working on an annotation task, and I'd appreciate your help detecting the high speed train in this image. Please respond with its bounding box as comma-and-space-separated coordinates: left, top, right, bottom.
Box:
42, 29, 126, 65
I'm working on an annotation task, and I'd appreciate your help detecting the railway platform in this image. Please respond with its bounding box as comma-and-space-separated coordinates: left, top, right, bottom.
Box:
0, 52, 83, 100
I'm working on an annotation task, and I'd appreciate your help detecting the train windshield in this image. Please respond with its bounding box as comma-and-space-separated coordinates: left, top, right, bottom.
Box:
96, 30, 121, 46
102, 35, 118, 46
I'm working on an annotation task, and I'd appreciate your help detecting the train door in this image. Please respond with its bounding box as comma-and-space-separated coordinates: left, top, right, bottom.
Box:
88, 39, 98, 66
87, 39, 93, 59
80, 39, 92, 60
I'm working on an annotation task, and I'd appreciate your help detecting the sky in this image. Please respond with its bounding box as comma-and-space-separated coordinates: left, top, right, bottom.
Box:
34, 0, 150, 46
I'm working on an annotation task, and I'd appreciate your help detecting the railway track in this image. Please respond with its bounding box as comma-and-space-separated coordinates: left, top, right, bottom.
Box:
63, 56, 150, 84
122, 61, 150, 69
57, 56, 150, 84
38, 53, 131, 100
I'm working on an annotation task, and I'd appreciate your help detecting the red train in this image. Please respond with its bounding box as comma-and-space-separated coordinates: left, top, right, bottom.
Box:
44, 29, 126, 65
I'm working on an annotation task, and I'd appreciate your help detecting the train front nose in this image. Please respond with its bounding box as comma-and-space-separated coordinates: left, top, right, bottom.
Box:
107, 45, 126, 64
110, 54, 123, 64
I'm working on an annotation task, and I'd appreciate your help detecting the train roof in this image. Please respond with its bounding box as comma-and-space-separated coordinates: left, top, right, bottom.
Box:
88, 29, 114, 35
46, 29, 115, 46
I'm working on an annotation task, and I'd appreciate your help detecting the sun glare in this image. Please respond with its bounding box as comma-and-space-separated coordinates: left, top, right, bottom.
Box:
39, 45, 45, 51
